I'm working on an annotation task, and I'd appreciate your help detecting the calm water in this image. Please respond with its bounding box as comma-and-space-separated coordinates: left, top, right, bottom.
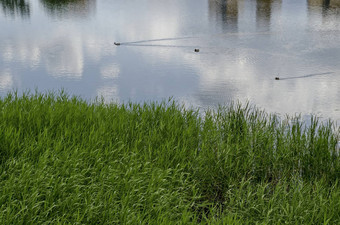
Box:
0, 0, 339, 122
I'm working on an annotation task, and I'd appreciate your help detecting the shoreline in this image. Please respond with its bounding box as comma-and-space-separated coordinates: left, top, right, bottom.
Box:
0, 91, 339, 224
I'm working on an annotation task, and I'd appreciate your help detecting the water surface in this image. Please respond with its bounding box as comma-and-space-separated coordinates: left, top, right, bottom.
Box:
0, 0, 339, 122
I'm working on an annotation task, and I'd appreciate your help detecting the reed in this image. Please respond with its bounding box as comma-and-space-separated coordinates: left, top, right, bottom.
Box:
0, 90, 339, 224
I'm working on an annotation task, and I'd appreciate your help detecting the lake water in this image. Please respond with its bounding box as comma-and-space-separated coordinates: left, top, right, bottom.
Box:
1, 0, 339, 123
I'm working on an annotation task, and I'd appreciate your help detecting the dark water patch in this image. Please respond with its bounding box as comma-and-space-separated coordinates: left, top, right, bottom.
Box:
0, 0, 30, 19
40, 0, 96, 19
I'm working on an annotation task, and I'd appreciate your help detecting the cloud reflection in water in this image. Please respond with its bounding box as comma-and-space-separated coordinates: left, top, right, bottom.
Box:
0, 0, 339, 122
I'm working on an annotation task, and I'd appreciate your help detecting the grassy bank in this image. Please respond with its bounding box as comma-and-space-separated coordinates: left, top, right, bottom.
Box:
0, 91, 339, 224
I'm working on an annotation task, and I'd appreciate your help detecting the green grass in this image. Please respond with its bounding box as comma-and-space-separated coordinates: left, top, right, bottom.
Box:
0, 90, 339, 224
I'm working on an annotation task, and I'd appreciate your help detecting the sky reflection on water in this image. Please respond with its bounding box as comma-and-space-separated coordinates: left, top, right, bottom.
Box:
0, 0, 339, 123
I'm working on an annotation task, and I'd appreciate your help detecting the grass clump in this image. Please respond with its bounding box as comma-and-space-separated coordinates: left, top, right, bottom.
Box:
0, 90, 339, 224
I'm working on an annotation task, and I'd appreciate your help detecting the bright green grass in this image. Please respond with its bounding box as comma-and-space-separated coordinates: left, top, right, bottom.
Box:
0, 90, 339, 224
